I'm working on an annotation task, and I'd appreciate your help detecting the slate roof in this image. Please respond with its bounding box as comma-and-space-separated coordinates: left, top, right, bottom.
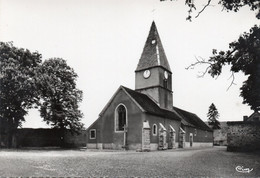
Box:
136, 21, 171, 72
123, 86, 212, 131
205, 121, 227, 129
173, 107, 212, 131
180, 117, 196, 128
122, 86, 181, 121
99, 86, 211, 132
247, 111, 260, 121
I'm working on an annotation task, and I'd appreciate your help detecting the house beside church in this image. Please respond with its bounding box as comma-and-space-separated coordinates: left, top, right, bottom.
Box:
206, 122, 228, 146
86, 22, 213, 151
243, 111, 260, 122
227, 111, 260, 151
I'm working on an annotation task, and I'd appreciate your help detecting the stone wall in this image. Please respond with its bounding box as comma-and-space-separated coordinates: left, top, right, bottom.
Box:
227, 121, 260, 151
1, 128, 87, 148
213, 129, 227, 146
63, 129, 87, 147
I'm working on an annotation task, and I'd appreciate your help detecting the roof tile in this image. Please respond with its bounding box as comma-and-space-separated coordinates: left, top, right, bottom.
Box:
122, 86, 181, 121
136, 22, 171, 72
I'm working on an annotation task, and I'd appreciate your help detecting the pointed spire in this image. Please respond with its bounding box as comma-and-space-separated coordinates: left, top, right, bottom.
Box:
136, 21, 171, 72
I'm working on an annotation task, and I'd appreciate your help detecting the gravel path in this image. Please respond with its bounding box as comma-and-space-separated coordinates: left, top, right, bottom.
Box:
0, 146, 259, 177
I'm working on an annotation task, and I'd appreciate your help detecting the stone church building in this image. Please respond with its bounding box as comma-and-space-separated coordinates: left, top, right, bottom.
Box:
86, 22, 213, 151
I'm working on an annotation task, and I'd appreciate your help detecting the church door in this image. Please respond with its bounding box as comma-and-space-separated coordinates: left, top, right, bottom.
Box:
190, 133, 193, 147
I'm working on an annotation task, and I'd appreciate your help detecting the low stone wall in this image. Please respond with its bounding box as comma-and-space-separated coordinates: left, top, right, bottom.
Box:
185, 142, 213, 148
227, 121, 260, 152
16, 128, 87, 148
89, 143, 103, 149
87, 141, 214, 151
63, 130, 87, 147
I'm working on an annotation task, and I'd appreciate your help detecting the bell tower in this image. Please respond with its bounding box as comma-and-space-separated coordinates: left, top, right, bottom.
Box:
135, 22, 173, 110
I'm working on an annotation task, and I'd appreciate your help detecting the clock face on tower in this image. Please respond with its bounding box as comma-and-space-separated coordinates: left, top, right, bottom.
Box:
164, 71, 168, 79
143, 70, 151, 79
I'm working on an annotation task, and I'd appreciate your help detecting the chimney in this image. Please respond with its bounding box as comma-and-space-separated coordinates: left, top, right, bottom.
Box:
243, 116, 248, 121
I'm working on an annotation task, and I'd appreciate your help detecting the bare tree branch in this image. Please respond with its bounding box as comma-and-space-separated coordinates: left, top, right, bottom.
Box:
186, 55, 237, 90
195, 0, 212, 18
197, 65, 212, 77
186, 56, 213, 77
227, 72, 236, 91
186, 56, 212, 70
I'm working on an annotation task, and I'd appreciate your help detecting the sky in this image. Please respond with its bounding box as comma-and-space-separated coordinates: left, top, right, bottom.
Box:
0, 0, 259, 128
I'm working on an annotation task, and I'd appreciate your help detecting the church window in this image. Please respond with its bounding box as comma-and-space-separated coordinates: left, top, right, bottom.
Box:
153, 124, 157, 136
189, 133, 193, 147
115, 104, 127, 132
90, 129, 96, 139
163, 79, 168, 89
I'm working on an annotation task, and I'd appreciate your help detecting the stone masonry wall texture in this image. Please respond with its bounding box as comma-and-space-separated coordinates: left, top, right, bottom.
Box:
17, 128, 87, 148
227, 121, 260, 151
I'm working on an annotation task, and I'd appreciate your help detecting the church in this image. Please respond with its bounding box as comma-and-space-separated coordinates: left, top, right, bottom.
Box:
86, 22, 213, 151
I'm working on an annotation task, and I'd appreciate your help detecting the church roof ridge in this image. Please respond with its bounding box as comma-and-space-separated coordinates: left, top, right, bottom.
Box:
122, 86, 181, 121
173, 106, 212, 131
136, 22, 171, 72
99, 85, 145, 117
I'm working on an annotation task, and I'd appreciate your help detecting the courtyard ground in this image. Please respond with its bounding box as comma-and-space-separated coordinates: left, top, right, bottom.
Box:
0, 146, 259, 177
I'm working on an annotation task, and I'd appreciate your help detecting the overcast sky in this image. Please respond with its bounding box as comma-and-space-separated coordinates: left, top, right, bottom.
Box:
0, 0, 259, 128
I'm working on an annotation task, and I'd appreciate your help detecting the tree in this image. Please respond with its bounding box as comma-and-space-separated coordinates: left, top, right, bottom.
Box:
187, 25, 260, 111
207, 103, 220, 129
161, 0, 260, 21
37, 58, 84, 141
0, 42, 42, 147
165, 0, 260, 111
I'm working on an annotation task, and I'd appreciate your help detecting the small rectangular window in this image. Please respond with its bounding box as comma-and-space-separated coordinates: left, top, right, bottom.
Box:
90, 129, 96, 139
153, 124, 157, 136
163, 79, 168, 88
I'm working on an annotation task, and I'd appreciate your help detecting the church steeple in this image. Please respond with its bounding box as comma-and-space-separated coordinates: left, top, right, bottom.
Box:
136, 21, 171, 72
135, 22, 173, 110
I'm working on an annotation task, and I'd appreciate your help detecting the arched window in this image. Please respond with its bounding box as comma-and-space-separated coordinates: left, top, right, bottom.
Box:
153, 124, 157, 136
115, 104, 127, 132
